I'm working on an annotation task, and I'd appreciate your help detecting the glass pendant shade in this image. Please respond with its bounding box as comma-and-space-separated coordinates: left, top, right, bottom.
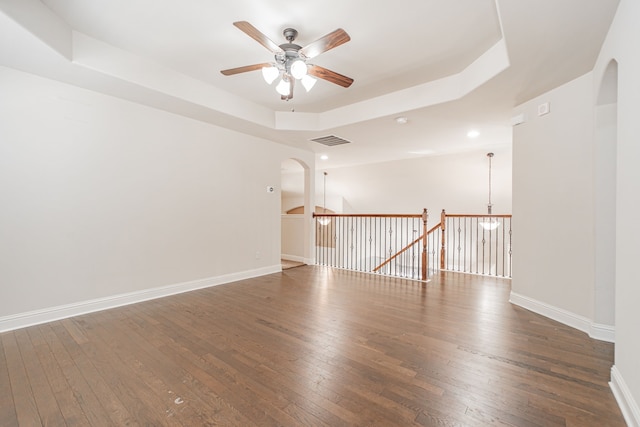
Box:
275, 78, 291, 96
301, 75, 317, 92
261, 66, 279, 84
318, 217, 331, 226
479, 219, 500, 230
290, 59, 307, 79
479, 153, 499, 230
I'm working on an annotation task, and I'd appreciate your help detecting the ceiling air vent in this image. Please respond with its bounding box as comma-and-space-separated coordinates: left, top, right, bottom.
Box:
310, 135, 352, 147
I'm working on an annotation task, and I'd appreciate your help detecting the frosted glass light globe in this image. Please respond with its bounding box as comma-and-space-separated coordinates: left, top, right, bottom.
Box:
290, 60, 307, 80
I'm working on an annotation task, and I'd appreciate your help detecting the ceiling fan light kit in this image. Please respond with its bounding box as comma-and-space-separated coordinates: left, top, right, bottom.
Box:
301, 74, 317, 92
290, 59, 308, 79
261, 65, 279, 84
221, 21, 354, 101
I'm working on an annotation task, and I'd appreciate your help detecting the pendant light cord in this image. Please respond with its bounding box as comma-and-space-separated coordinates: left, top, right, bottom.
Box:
323, 172, 327, 214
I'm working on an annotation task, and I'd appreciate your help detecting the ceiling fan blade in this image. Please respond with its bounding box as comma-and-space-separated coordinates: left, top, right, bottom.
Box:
233, 21, 284, 54
308, 65, 354, 88
220, 63, 271, 76
299, 29, 350, 59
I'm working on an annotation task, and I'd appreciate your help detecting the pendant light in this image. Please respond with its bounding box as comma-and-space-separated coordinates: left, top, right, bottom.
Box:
318, 171, 331, 225
480, 152, 500, 230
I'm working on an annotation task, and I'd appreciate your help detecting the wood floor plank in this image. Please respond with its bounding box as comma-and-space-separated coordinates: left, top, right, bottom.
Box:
27, 326, 93, 426
126, 304, 289, 425
13, 328, 67, 426
122, 307, 258, 426
0, 334, 19, 426
0, 267, 626, 426
55, 318, 179, 427
41, 323, 121, 426
91, 308, 251, 426
1, 332, 42, 426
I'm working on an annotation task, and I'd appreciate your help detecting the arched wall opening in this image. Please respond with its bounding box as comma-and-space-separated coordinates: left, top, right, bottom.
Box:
280, 158, 314, 265
594, 59, 618, 340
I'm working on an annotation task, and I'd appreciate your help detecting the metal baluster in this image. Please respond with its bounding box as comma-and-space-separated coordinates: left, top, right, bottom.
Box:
502, 218, 507, 277
361, 217, 364, 272
339, 217, 343, 268
359, 217, 363, 271
332, 217, 336, 268
324, 215, 328, 266
315, 217, 319, 265
475, 217, 480, 274
376, 217, 379, 274
508, 218, 513, 278
481, 219, 486, 275
488, 219, 492, 276
463, 217, 467, 273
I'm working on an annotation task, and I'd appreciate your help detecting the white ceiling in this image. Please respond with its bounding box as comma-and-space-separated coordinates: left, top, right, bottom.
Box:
0, 0, 620, 169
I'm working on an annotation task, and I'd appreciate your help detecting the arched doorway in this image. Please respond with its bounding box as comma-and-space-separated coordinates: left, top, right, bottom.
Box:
280, 158, 313, 268
593, 59, 618, 341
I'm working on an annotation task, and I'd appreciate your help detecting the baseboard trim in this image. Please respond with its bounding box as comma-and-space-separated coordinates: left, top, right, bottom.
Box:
610, 365, 640, 427
590, 322, 616, 343
0, 264, 281, 333
281, 254, 305, 263
509, 292, 615, 343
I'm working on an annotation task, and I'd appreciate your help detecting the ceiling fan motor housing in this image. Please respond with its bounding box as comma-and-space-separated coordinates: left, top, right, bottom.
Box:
277, 43, 305, 75
283, 28, 298, 42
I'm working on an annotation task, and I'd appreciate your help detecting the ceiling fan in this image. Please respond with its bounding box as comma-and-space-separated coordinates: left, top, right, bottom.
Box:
221, 21, 354, 101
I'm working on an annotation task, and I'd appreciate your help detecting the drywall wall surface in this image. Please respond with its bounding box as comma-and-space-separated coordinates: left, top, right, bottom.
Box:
512, 72, 595, 320
0, 66, 311, 318
593, 0, 640, 421
313, 146, 512, 221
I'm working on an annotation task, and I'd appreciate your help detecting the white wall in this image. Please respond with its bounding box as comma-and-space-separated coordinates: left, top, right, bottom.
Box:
511, 73, 596, 322
281, 215, 305, 262
0, 66, 314, 327
593, 0, 640, 423
512, 1, 640, 423
316, 146, 512, 222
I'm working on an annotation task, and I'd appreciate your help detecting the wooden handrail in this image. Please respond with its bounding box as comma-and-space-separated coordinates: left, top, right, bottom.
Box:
372, 209, 430, 279
427, 223, 441, 234
314, 213, 423, 218
313, 208, 511, 280
373, 234, 424, 273
445, 214, 512, 218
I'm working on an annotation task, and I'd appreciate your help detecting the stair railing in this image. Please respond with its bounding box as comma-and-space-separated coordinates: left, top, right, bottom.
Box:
438, 209, 512, 278
313, 209, 429, 280
313, 209, 512, 280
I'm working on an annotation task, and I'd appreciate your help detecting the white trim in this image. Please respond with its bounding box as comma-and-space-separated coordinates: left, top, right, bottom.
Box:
590, 322, 615, 343
281, 254, 306, 263
0, 265, 281, 333
509, 292, 615, 342
610, 365, 640, 427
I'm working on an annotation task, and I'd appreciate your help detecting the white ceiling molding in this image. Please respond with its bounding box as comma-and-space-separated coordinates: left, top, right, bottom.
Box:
0, 0, 619, 168
1, 0, 508, 133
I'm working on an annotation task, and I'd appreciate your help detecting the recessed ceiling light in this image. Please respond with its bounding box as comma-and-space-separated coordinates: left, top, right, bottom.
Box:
395, 116, 408, 125
320, 154, 329, 160
467, 130, 480, 138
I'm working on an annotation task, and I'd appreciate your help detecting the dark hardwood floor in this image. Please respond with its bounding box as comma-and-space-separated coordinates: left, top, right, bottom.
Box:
0, 267, 625, 426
